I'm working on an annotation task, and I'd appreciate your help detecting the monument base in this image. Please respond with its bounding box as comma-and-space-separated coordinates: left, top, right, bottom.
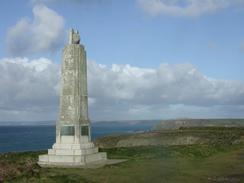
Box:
38, 136, 107, 167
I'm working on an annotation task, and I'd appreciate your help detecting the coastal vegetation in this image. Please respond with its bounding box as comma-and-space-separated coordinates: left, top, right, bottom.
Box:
0, 127, 244, 183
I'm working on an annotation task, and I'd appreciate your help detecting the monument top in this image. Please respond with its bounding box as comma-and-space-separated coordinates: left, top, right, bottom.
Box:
69, 28, 80, 45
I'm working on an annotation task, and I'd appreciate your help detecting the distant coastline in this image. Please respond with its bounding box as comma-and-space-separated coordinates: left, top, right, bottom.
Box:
1, 119, 244, 153
0, 120, 159, 153
155, 118, 244, 130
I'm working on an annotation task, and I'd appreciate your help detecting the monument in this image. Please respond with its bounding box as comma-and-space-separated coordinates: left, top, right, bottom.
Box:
38, 29, 107, 167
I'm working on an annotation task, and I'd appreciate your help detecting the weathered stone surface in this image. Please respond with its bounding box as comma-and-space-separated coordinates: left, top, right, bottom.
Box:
38, 29, 108, 167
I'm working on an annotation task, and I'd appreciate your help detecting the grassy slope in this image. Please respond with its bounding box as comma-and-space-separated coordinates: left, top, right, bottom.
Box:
1, 128, 244, 183
95, 127, 244, 148
155, 119, 244, 130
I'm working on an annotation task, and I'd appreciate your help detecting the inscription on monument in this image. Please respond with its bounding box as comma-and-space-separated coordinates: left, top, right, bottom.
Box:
61, 126, 75, 136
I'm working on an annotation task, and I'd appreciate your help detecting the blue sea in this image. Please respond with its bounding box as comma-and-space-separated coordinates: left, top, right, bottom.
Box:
0, 120, 159, 153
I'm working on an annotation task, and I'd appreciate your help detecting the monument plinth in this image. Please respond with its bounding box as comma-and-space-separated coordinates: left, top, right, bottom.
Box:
38, 29, 107, 167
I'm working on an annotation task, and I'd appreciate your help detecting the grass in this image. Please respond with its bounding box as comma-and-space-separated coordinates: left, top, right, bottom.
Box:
0, 127, 244, 183
95, 127, 244, 148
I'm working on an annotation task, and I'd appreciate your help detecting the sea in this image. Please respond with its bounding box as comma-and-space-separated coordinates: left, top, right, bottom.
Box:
0, 120, 160, 153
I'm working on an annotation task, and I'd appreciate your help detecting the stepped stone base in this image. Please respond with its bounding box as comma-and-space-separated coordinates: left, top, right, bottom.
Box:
38, 136, 107, 167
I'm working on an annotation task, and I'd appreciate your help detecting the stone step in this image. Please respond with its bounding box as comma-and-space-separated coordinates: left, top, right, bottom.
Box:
85, 152, 107, 163
60, 136, 90, 144
38, 152, 107, 165
48, 147, 98, 155
39, 154, 85, 164
52, 142, 94, 150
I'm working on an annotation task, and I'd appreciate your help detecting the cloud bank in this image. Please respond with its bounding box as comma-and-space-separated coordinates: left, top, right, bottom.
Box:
137, 0, 244, 17
6, 4, 65, 56
0, 57, 60, 121
0, 58, 244, 122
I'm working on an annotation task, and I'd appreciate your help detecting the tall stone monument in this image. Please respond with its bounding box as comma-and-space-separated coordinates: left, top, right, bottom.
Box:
38, 29, 107, 167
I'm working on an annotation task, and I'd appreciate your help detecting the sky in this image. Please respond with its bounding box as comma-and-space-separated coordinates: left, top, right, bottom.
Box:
0, 0, 244, 122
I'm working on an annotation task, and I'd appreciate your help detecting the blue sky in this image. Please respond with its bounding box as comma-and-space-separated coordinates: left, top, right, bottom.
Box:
0, 0, 244, 121
1, 0, 244, 79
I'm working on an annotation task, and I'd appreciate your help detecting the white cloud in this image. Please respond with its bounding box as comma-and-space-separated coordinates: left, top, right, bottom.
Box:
88, 62, 244, 120
137, 0, 244, 17
88, 61, 244, 106
6, 4, 65, 56
0, 58, 244, 122
0, 57, 60, 121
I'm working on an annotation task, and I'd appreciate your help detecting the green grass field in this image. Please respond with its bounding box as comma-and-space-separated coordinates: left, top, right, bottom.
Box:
1, 128, 244, 183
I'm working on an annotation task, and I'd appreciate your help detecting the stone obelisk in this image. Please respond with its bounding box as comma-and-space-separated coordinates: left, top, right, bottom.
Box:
38, 29, 107, 167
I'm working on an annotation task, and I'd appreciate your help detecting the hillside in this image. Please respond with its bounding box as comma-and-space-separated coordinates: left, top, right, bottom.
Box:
154, 119, 244, 130
0, 127, 244, 183
95, 127, 244, 148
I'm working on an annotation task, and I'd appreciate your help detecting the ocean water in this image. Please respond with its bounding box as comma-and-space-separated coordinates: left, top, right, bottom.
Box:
0, 121, 158, 153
